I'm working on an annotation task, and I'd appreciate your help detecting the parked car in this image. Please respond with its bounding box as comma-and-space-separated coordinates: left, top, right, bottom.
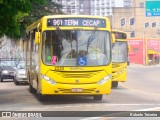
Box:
0, 58, 17, 82
14, 62, 27, 85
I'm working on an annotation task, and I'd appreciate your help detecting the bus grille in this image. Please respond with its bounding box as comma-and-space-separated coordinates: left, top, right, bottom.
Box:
54, 71, 101, 78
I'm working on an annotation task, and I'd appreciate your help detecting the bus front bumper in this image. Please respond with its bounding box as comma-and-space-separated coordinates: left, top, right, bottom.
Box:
40, 79, 111, 95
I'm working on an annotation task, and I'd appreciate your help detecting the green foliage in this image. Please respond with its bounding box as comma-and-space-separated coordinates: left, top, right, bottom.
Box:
0, 0, 63, 39
24, 0, 63, 27
0, 0, 43, 38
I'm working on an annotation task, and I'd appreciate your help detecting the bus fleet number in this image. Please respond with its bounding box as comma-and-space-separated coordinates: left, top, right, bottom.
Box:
55, 67, 64, 71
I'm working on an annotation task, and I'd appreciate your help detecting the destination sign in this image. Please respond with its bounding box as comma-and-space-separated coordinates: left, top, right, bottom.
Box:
47, 18, 106, 28
113, 32, 127, 39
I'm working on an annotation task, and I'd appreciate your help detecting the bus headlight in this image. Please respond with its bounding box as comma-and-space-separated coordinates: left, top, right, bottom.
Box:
41, 74, 56, 85
97, 74, 112, 85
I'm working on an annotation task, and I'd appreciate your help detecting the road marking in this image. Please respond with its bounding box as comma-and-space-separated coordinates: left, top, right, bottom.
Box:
80, 117, 103, 120
135, 107, 160, 111
105, 103, 160, 106
22, 103, 160, 111
119, 83, 160, 97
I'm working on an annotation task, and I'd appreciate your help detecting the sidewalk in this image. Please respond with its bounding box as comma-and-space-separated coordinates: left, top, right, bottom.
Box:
128, 63, 160, 68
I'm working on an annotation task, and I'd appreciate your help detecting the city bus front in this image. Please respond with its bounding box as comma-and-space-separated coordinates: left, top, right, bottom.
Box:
112, 40, 128, 88
38, 16, 112, 100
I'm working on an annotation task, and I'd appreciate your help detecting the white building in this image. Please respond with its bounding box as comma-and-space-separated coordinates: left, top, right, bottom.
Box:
112, 0, 132, 7
90, 0, 112, 16
53, 0, 132, 16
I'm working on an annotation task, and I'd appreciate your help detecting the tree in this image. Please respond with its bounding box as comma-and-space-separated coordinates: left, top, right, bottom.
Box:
0, 0, 44, 38
0, 0, 63, 39
22, 0, 63, 37
27, 0, 63, 23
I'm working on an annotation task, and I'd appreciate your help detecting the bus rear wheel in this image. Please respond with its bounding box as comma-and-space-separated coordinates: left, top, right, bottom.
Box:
28, 72, 34, 93
93, 95, 103, 101
112, 81, 118, 88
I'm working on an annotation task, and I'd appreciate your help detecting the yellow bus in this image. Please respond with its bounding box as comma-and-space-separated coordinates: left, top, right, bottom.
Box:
111, 30, 128, 88
25, 15, 113, 101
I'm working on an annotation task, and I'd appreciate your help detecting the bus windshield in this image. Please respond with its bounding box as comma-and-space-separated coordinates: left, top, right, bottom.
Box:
42, 30, 111, 66
112, 41, 127, 63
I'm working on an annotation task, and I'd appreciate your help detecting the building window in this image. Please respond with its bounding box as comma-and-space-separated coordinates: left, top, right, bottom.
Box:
71, 10, 75, 14
158, 29, 160, 34
130, 31, 135, 37
130, 17, 134, 25
124, 0, 132, 7
139, 2, 144, 8
144, 22, 149, 28
152, 22, 156, 27
120, 18, 126, 26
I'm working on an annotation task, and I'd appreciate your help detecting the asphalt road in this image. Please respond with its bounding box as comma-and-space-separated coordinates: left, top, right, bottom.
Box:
0, 64, 160, 119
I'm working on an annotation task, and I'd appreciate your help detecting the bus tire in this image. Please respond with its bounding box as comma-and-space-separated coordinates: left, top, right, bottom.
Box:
36, 76, 45, 101
1, 78, 3, 82
93, 95, 103, 101
37, 92, 45, 101
28, 72, 34, 93
29, 84, 35, 93
112, 81, 118, 88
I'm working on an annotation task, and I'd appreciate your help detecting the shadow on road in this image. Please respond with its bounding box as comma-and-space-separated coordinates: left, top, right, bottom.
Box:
27, 88, 110, 105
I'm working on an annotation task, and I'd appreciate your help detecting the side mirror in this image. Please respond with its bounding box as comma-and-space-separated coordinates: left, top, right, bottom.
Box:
35, 32, 40, 44
111, 33, 115, 43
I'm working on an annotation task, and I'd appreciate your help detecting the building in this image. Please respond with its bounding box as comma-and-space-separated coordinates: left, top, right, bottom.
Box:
111, 0, 160, 38
128, 38, 160, 65
113, 0, 132, 7
110, 0, 160, 65
53, 0, 131, 16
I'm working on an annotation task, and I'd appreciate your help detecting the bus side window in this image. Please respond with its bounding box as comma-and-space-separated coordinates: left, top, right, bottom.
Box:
45, 32, 52, 63
52, 32, 63, 61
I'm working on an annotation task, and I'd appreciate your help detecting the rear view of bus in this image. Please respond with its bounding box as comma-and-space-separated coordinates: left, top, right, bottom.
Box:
26, 15, 112, 101
111, 30, 128, 88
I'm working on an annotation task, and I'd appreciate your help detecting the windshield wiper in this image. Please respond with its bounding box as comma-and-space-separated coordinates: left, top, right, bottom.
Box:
87, 31, 96, 52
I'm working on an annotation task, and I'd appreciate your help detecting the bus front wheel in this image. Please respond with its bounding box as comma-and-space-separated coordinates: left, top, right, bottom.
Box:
29, 84, 34, 93
112, 81, 118, 88
93, 95, 103, 101
37, 92, 45, 101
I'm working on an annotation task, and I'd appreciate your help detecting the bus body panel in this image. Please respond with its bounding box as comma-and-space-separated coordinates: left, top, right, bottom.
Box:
112, 63, 127, 82
37, 61, 112, 95
40, 79, 111, 95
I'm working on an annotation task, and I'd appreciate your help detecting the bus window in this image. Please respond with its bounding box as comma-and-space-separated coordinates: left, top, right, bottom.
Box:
112, 41, 128, 63
42, 31, 63, 64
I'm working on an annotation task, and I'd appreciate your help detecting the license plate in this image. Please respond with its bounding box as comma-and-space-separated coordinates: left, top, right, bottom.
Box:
71, 88, 83, 92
